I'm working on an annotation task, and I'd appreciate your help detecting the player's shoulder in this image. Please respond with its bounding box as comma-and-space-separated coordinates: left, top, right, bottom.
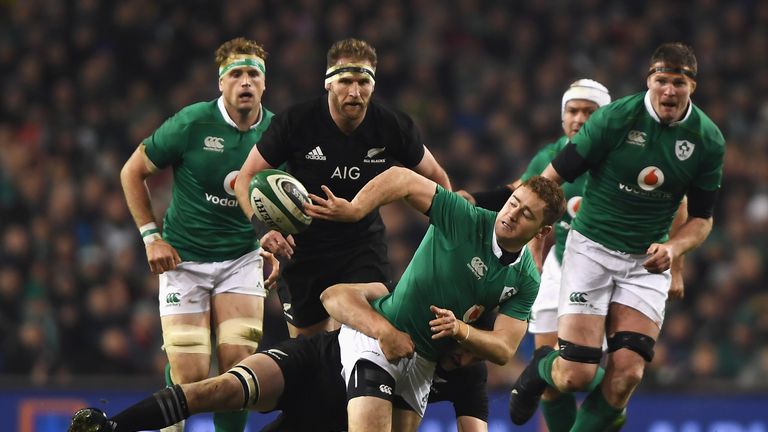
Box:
174, 99, 219, 124
601, 93, 645, 118
688, 104, 726, 148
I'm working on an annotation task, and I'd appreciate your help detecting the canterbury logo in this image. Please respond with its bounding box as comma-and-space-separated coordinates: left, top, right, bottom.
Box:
569, 292, 588, 303
204, 136, 224, 152
305, 146, 326, 160
166, 292, 181, 304
379, 384, 392, 395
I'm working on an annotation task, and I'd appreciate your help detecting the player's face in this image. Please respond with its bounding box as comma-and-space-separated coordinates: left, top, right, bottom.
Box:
646, 66, 696, 124
219, 66, 265, 114
327, 58, 374, 122
562, 99, 599, 139
494, 186, 548, 248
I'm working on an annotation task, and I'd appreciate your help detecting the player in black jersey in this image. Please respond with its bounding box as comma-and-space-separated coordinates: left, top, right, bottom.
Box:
68, 285, 494, 432
234, 38, 451, 337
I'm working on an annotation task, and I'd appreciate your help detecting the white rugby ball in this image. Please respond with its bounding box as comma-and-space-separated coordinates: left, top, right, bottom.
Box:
249, 169, 312, 234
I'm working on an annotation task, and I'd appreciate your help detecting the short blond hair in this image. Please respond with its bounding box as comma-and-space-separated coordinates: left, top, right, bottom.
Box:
215, 37, 268, 69
326, 38, 377, 68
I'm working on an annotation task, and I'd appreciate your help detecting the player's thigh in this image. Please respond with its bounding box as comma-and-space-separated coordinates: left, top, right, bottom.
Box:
212, 292, 265, 370
161, 312, 212, 383
529, 249, 561, 335
348, 396, 392, 432
611, 258, 671, 328
392, 407, 422, 432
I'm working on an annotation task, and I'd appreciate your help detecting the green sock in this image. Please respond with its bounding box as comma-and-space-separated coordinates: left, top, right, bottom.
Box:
165, 362, 174, 386
541, 393, 577, 432
585, 366, 605, 392
214, 410, 249, 432
571, 388, 624, 432
537, 349, 560, 387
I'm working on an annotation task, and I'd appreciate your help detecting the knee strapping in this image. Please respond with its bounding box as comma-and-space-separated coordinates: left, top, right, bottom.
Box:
558, 338, 602, 364
347, 359, 396, 402
217, 318, 263, 348
227, 364, 260, 409
607, 331, 656, 362
163, 325, 211, 355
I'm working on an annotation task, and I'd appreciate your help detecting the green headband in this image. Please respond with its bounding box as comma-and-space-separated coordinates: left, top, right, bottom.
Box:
219, 56, 266, 78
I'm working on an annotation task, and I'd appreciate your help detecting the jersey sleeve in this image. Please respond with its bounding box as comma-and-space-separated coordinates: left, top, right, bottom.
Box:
569, 106, 611, 164
692, 131, 725, 191
520, 143, 558, 181
388, 110, 426, 168
143, 112, 191, 168
429, 185, 485, 241
255, 112, 292, 168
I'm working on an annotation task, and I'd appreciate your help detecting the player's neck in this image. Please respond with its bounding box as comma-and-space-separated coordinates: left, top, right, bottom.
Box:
227, 105, 261, 132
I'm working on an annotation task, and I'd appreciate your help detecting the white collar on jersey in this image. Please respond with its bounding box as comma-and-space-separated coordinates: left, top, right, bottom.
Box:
491, 231, 526, 267
643, 90, 692, 127
217, 96, 264, 130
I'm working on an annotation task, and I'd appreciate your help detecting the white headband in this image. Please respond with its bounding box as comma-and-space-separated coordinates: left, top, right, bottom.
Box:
561, 79, 611, 118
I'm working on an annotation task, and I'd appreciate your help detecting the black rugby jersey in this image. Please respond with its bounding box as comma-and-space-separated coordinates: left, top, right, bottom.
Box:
257, 95, 425, 253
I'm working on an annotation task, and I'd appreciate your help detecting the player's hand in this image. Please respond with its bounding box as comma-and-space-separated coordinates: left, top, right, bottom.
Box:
456, 190, 476, 205
643, 243, 675, 273
304, 185, 361, 222
260, 250, 280, 292
145, 239, 182, 275
668, 268, 685, 299
429, 305, 463, 340
260, 231, 295, 259
378, 329, 415, 363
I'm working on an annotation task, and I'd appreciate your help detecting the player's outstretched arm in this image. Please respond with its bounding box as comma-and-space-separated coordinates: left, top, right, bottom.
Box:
412, 145, 452, 191
320, 282, 414, 362
305, 166, 438, 222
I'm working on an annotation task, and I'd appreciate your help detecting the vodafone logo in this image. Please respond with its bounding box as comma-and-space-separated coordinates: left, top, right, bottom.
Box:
223, 171, 239, 196
462, 305, 485, 323
637, 166, 664, 191
566, 196, 582, 218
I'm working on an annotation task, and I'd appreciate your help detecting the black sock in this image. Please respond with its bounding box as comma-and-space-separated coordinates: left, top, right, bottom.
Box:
111, 384, 190, 432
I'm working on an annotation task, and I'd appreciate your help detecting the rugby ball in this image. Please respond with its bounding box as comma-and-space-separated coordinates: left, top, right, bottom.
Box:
249, 169, 312, 234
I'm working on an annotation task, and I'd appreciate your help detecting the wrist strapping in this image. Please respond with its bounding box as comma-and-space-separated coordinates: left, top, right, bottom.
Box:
458, 322, 471, 343
140, 222, 162, 245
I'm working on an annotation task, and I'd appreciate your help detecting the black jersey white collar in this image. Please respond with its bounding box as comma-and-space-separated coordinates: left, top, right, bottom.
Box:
643, 91, 692, 127
491, 231, 525, 267
217, 96, 264, 130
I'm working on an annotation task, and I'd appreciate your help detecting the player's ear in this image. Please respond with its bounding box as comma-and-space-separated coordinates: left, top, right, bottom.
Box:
535, 225, 552, 239
219, 78, 224, 92
324, 82, 331, 91
688, 78, 697, 95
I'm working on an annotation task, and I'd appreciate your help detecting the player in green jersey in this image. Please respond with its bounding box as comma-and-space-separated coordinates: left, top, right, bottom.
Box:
509, 43, 725, 431
120, 37, 279, 432
304, 167, 565, 431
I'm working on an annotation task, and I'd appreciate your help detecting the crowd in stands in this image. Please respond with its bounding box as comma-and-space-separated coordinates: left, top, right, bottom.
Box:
1, 0, 767, 391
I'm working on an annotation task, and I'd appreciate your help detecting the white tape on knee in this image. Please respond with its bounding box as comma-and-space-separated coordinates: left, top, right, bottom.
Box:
217, 318, 263, 348
162, 325, 211, 355
227, 364, 260, 409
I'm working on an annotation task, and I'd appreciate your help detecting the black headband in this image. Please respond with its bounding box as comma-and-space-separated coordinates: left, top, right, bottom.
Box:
647, 66, 696, 79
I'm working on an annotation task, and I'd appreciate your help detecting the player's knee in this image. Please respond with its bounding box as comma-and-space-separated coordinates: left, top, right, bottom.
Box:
226, 364, 261, 410
607, 331, 656, 363
163, 325, 212, 383
347, 359, 396, 403
557, 338, 603, 391
217, 318, 263, 349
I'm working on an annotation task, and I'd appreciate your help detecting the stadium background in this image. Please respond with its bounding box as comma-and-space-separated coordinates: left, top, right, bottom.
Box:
1, 0, 767, 430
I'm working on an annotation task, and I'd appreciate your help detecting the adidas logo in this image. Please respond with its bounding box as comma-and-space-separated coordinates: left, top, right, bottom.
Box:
305, 146, 326, 160
203, 136, 224, 152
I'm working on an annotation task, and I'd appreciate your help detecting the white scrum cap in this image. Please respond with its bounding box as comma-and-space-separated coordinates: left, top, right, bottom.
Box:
561, 79, 611, 118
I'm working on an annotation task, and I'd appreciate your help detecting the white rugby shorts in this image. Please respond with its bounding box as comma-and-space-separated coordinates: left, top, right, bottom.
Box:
158, 248, 267, 316
558, 230, 670, 327
528, 248, 561, 334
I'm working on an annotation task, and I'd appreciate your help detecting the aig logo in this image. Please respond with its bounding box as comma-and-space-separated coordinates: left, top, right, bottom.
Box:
637, 166, 664, 191
331, 166, 360, 180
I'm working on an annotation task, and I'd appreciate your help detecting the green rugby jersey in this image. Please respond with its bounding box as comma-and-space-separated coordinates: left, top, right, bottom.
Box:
521, 136, 587, 264
570, 92, 724, 253
371, 186, 540, 361
144, 98, 274, 261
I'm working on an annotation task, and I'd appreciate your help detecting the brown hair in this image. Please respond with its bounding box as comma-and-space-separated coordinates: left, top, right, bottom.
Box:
326, 38, 377, 68
649, 42, 697, 77
215, 37, 268, 68
522, 176, 566, 226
